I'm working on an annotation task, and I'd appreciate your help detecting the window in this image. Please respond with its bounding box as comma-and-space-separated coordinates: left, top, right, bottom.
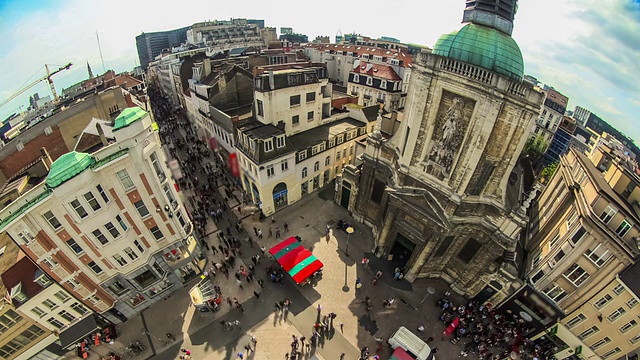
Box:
570, 227, 586, 245
134, 200, 149, 217
70, 302, 88, 316
281, 161, 289, 172
433, 236, 454, 257
543, 283, 567, 303
43, 211, 62, 230
266, 165, 275, 177
301, 167, 308, 178
601, 347, 621, 359
134, 239, 145, 253
591, 337, 611, 350
577, 325, 599, 340
613, 283, 626, 295
133, 269, 158, 288
150, 226, 164, 240
42, 299, 58, 310
566, 314, 587, 328
116, 215, 128, 232
563, 264, 590, 287
290, 95, 301, 106
149, 152, 165, 181
314, 161, 320, 172
58, 310, 76, 322
108, 280, 129, 295
70, 199, 88, 219
329, 138, 335, 147
257, 100, 264, 116
566, 210, 578, 229
457, 238, 481, 264
299, 151, 307, 161
337, 135, 343, 144
312, 146, 318, 156
615, 219, 632, 237
292, 115, 300, 125
92, 229, 109, 245
124, 247, 139, 261
47, 317, 64, 329
306, 92, 316, 102
594, 294, 614, 309
551, 249, 566, 266
600, 206, 616, 224
307, 111, 314, 121
117, 169, 134, 189
325, 156, 330, 166
113, 254, 128, 267
105, 222, 120, 238
352, 74, 360, 82
585, 244, 611, 267
42, 256, 59, 269
83, 192, 101, 211
54, 291, 70, 303
336, 151, 341, 160
620, 319, 638, 333
276, 136, 285, 148
626, 297, 638, 309
607, 307, 626, 322
530, 270, 545, 284
66, 279, 80, 290
31, 307, 46, 318
319, 143, 326, 152
549, 231, 561, 248
371, 179, 385, 204
264, 139, 273, 152
87, 261, 103, 274
66, 239, 83, 254
366, 77, 373, 86
177, 211, 186, 227
380, 80, 387, 89
152, 262, 166, 277
532, 251, 543, 267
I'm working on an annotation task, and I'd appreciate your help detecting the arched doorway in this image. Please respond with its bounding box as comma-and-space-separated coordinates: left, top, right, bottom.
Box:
273, 182, 288, 210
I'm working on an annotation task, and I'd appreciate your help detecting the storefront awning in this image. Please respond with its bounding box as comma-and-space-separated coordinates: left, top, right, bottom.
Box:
269, 237, 323, 284
58, 315, 100, 349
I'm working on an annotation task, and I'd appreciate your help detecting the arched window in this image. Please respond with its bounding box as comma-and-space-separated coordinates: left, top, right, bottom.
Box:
302, 167, 308, 178
325, 156, 330, 166
314, 161, 320, 172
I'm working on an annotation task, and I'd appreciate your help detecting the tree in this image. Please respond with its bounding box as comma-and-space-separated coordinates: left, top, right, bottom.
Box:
540, 162, 559, 183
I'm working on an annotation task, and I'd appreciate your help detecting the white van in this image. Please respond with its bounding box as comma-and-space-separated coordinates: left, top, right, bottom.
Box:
388, 326, 434, 360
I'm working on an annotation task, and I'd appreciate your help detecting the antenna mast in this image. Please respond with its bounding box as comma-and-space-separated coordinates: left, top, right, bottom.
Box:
96, 31, 106, 73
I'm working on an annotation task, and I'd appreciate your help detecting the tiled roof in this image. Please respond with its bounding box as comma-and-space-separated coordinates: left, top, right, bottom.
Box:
0, 257, 44, 305
620, 262, 640, 298
306, 44, 413, 68
351, 62, 402, 81
113, 107, 148, 131
45, 151, 94, 188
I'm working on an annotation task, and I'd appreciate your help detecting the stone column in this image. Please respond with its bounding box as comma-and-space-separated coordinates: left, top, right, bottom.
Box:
375, 204, 397, 256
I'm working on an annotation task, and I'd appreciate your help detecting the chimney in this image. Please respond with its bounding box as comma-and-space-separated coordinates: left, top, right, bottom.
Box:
268, 70, 275, 90
96, 122, 108, 146
40, 147, 53, 168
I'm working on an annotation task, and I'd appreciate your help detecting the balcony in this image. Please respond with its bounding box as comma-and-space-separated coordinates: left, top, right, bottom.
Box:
363, 95, 371, 100
377, 98, 385, 104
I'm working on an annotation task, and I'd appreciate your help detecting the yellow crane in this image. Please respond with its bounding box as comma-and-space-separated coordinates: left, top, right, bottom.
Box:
0, 63, 73, 109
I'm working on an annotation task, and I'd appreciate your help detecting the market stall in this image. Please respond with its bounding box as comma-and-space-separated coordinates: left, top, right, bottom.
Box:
268, 236, 323, 285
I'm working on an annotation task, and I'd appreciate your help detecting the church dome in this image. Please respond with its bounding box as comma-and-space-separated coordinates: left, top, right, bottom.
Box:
433, 23, 524, 81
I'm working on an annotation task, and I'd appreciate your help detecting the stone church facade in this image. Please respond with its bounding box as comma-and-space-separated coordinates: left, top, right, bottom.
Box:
347, 1, 545, 301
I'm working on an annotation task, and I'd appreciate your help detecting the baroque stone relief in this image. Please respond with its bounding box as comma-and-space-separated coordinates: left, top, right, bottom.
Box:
425, 90, 476, 180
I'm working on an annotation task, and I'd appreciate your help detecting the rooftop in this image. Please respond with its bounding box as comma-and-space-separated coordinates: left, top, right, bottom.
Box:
0, 256, 44, 307
288, 117, 365, 150
351, 62, 402, 81
113, 107, 148, 131
45, 151, 94, 188
0, 233, 24, 297
305, 44, 413, 68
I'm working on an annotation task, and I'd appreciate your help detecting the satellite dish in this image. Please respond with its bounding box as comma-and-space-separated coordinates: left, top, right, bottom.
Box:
353, 59, 360, 69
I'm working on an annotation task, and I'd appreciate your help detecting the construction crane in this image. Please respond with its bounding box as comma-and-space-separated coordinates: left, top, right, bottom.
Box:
0, 63, 73, 109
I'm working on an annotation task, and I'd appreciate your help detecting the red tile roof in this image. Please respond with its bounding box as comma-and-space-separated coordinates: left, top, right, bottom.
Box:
351, 62, 402, 81
305, 44, 413, 68
0, 257, 44, 305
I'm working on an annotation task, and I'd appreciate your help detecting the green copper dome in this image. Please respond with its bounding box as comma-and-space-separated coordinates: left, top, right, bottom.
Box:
113, 107, 148, 131
433, 23, 524, 81
46, 151, 94, 188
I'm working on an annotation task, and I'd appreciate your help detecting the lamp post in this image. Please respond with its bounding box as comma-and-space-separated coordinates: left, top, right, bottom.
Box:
345, 227, 354, 257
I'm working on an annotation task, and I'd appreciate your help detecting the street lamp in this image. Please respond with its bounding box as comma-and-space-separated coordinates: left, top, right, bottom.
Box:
345, 227, 354, 257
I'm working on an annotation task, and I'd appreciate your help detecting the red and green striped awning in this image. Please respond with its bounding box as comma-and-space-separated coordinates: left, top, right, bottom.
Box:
268, 237, 323, 284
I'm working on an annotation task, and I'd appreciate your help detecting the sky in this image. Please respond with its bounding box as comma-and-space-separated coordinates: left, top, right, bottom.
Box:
0, 0, 638, 143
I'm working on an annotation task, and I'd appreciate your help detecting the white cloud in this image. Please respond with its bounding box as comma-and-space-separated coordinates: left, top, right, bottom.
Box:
1, 0, 639, 144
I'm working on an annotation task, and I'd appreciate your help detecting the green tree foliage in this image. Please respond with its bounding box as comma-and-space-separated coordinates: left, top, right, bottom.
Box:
540, 162, 559, 183
524, 135, 548, 163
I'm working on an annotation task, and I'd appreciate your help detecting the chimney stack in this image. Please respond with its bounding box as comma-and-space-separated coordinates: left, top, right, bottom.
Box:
269, 70, 275, 90
96, 122, 108, 146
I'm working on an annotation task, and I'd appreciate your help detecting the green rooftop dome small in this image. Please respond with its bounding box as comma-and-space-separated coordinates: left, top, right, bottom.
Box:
433, 23, 524, 81
113, 107, 148, 131
46, 151, 94, 188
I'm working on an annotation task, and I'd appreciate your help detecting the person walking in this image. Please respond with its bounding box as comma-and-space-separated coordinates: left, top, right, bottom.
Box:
284, 222, 289, 232
254, 291, 260, 299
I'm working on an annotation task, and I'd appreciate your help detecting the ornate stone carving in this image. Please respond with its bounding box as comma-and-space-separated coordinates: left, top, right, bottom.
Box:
426, 91, 475, 179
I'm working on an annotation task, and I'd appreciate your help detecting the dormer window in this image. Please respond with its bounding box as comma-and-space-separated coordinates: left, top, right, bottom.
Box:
352, 74, 360, 82
319, 143, 326, 152
264, 139, 274, 152
312, 146, 318, 156
373, 55, 383, 62
366, 77, 373, 86
362, 54, 369, 60
389, 59, 400, 66
380, 80, 387, 89
329, 138, 335, 147
276, 136, 285, 149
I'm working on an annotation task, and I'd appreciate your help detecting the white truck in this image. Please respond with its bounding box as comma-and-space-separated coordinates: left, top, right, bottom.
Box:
388, 326, 435, 360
